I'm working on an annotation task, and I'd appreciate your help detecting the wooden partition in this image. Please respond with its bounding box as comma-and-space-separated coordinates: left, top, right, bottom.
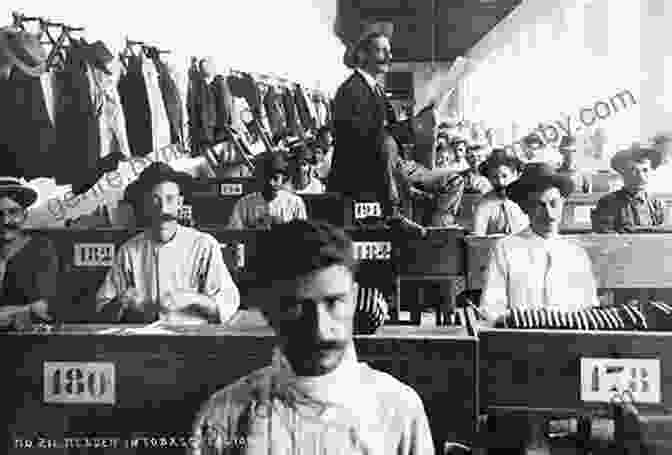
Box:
2, 324, 478, 453
479, 328, 672, 416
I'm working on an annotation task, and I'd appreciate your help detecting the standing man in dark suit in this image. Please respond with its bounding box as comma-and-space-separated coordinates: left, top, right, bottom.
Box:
328, 31, 399, 216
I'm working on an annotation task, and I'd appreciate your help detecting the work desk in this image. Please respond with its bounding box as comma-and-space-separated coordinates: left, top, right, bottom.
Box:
3, 319, 478, 453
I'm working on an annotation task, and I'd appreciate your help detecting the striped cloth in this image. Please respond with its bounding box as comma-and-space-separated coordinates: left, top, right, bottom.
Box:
354, 287, 389, 335
503, 305, 648, 331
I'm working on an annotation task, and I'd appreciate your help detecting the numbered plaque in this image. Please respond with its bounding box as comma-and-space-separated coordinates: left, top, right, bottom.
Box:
354, 202, 382, 220
220, 183, 243, 196
354, 241, 392, 261
580, 357, 661, 404
73, 243, 115, 267
44, 362, 116, 404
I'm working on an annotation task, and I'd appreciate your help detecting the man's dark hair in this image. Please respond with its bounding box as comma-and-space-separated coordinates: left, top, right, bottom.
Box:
257, 220, 357, 284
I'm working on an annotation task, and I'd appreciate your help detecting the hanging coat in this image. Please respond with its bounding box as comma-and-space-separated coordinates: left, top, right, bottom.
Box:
88, 58, 131, 159
294, 85, 314, 132
141, 54, 172, 153
263, 85, 287, 139
119, 55, 153, 156
54, 42, 100, 186
1, 69, 58, 179
227, 72, 261, 118
153, 56, 185, 147
282, 86, 304, 138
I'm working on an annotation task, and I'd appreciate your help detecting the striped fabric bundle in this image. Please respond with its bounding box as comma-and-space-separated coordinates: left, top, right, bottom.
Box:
353, 287, 389, 335
504, 305, 648, 331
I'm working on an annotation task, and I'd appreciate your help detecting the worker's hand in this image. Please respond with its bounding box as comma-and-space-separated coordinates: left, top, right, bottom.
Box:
118, 288, 144, 313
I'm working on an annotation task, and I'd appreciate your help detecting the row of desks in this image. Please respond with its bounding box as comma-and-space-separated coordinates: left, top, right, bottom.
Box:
5, 319, 672, 452
40, 227, 672, 322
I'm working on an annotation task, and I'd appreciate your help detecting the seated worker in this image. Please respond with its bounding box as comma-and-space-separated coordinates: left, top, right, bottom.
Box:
592, 144, 666, 232
289, 145, 325, 195
118, 162, 195, 229
96, 163, 240, 324
0, 178, 57, 325
461, 141, 492, 194
191, 220, 434, 454
228, 151, 307, 229
448, 134, 470, 172
480, 164, 599, 325
472, 150, 529, 236
556, 135, 591, 193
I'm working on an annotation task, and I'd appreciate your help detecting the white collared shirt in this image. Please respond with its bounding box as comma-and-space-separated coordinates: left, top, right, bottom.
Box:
355, 68, 380, 92
96, 225, 240, 323
191, 344, 434, 454
480, 227, 600, 322
227, 190, 308, 229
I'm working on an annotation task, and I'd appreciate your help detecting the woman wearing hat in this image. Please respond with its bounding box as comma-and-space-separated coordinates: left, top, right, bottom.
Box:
472, 150, 529, 236
592, 144, 666, 233
228, 151, 307, 229
0, 178, 58, 326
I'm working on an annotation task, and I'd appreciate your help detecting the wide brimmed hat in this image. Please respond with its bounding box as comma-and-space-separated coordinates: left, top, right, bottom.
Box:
132, 162, 193, 196
507, 163, 575, 206
82, 39, 114, 75
610, 144, 661, 174
0, 177, 38, 208
478, 150, 523, 177
0, 27, 47, 77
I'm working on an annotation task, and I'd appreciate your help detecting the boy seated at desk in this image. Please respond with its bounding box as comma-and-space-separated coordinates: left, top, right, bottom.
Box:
228, 151, 307, 229
592, 144, 667, 233
472, 150, 529, 236
96, 163, 240, 324
0, 178, 57, 327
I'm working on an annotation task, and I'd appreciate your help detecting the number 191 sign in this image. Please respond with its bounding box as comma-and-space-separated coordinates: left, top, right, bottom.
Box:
44, 362, 116, 404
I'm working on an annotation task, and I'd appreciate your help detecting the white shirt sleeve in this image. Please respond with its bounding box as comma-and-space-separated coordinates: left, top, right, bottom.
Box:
480, 240, 509, 322
227, 199, 245, 230
96, 245, 131, 311
472, 200, 491, 236
202, 237, 240, 323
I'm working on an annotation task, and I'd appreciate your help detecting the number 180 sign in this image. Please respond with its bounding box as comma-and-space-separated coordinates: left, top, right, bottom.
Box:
44, 362, 116, 404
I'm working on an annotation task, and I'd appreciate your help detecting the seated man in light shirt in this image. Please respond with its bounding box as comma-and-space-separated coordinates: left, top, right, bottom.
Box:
480, 163, 600, 326
228, 151, 307, 229
289, 145, 325, 195
472, 150, 529, 236
191, 220, 434, 454
96, 163, 240, 324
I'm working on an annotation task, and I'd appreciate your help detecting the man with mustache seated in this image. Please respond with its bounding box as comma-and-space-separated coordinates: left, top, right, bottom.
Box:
96, 163, 240, 324
0, 177, 57, 327
191, 220, 434, 454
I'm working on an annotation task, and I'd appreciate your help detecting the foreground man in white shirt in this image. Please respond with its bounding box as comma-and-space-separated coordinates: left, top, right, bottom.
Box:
191, 220, 434, 454
96, 163, 240, 324
480, 163, 599, 325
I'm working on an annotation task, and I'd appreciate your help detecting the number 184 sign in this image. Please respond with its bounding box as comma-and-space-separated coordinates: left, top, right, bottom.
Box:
44, 362, 116, 404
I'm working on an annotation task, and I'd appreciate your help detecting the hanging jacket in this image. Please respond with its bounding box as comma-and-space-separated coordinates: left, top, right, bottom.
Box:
119, 54, 153, 156
263, 84, 287, 139
294, 85, 314, 132
1, 69, 58, 179
282, 86, 304, 138
227, 72, 261, 119
88, 58, 131, 159
141, 54, 172, 153
54, 42, 100, 185
152, 55, 185, 147
190, 74, 234, 148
